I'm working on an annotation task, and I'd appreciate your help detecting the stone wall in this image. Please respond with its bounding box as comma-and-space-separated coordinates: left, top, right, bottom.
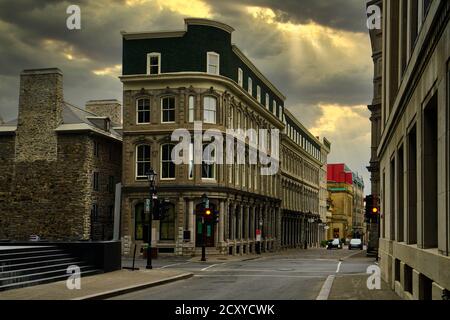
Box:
15, 68, 63, 162
85, 100, 122, 125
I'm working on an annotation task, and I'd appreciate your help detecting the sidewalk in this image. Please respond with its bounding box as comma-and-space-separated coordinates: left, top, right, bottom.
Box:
328, 274, 401, 300
0, 269, 192, 300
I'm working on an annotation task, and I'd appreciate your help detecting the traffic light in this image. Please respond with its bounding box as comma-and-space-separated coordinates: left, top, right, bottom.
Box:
365, 194, 380, 221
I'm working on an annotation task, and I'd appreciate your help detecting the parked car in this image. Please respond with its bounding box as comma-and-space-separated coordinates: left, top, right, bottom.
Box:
348, 238, 363, 250
327, 238, 342, 250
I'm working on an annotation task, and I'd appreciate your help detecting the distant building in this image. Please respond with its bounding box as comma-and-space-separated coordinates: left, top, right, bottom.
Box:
374, 0, 450, 299
327, 164, 364, 240
0, 68, 122, 241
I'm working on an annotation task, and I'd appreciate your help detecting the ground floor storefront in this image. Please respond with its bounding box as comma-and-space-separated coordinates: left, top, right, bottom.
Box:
120, 189, 282, 257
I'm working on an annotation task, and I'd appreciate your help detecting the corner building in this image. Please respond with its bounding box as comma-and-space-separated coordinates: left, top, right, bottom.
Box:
120, 19, 328, 256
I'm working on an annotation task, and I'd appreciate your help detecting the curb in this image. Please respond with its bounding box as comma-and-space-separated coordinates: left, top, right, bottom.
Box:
73, 272, 193, 300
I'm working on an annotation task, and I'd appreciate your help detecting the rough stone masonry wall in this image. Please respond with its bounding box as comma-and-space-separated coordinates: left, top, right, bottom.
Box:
0, 134, 91, 240
85, 100, 122, 125
87, 134, 122, 241
15, 69, 63, 162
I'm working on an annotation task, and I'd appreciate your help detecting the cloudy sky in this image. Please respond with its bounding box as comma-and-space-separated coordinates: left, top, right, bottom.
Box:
0, 0, 373, 192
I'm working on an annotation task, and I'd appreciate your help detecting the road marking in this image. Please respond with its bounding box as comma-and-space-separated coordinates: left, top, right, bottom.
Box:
194, 274, 326, 278
159, 262, 191, 269
336, 261, 342, 273
316, 275, 335, 300
203, 268, 336, 273
201, 264, 222, 271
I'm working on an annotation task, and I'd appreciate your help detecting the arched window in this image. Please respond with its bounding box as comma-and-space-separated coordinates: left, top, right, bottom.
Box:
160, 202, 175, 240
136, 98, 150, 124
203, 96, 217, 124
188, 95, 195, 123
161, 144, 175, 179
202, 144, 216, 179
136, 145, 151, 180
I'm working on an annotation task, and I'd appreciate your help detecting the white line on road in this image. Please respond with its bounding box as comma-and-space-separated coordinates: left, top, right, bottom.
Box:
159, 262, 191, 269
316, 275, 335, 300
336, 261, 342, 273
201, 263, 223, 271
194, 274, 326, 278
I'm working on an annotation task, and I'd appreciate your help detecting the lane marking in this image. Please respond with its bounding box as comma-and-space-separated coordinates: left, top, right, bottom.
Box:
336, 261, 342, 273
201, 269, 336, 273
194, 274, 326, 278
159, 262, 191, 269
316, 275, 335, 300
200, 263, 223, 271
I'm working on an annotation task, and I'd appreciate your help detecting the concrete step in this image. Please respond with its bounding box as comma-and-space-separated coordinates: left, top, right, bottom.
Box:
0, 268, 101, 292
0, 249, 64, 260
0, 261, 88, 279
0, 265, 97, 287
0, 246, 58, 255
0, 257, 79, 272
0, 253, 72, 266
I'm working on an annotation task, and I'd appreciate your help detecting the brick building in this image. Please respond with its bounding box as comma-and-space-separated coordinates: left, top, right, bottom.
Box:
0, 68, 122, 241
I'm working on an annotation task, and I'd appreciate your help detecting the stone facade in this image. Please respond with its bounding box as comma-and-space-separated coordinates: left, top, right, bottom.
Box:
0, 68, 122, 241
119, 19, 329, 257
376, 0, 450, 299
85, 99, 123, 125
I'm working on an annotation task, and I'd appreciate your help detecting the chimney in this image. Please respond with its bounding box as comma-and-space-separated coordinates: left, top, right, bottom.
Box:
15, 68, 63, 162
85, 99, 122, 125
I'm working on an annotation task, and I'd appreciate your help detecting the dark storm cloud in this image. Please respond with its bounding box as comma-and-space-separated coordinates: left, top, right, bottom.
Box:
208, 0, 368, 32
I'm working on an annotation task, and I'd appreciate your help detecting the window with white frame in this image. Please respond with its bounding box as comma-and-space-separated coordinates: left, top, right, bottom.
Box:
161, 144, 175, 179
207, 52, 220, 75
188, 96, 195, 123
265, 93, 269, 109
161, 96, 175, 123
238, 68, 243, 87
136, 98, 150, 124
248, 77, 253, 96
203, 96, 217, 124
136, 145, 151, 180
257, 86, 261, 103
273, 100, 277, 115
202, 144, 216, 179
147, 53, 161, 75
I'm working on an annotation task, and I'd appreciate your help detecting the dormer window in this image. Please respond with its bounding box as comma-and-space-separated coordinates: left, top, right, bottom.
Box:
207, 52, 220, 75
147, 53, 161, 75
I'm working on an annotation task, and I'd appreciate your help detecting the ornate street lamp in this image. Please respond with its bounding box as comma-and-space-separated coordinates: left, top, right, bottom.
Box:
146, 168, 157, 270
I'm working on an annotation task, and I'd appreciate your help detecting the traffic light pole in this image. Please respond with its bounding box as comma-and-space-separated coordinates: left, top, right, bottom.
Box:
201, 216, 206, 261
146, 197, 153, 269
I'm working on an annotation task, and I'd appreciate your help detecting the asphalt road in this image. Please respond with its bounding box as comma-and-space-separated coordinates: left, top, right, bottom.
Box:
112, 248, 375, 300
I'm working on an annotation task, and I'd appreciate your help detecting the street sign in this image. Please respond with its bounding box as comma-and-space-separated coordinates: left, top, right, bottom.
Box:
256, 229, 261, 242
145, 198, 151, 213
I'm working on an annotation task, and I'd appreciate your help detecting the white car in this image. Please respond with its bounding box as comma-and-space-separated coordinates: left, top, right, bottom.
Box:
348, 238, 363, 250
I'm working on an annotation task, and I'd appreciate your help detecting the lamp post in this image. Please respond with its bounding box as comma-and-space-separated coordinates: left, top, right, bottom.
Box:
146, 168, 157, 270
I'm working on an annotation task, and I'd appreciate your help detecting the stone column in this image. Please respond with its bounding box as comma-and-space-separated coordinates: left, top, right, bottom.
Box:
188, 200, 195, 244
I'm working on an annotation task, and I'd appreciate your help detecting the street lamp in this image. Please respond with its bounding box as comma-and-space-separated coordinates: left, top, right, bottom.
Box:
146, 168, 157, 270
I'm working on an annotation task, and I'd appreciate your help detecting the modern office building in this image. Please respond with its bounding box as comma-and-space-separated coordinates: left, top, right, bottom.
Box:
376, 0, 450, 299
